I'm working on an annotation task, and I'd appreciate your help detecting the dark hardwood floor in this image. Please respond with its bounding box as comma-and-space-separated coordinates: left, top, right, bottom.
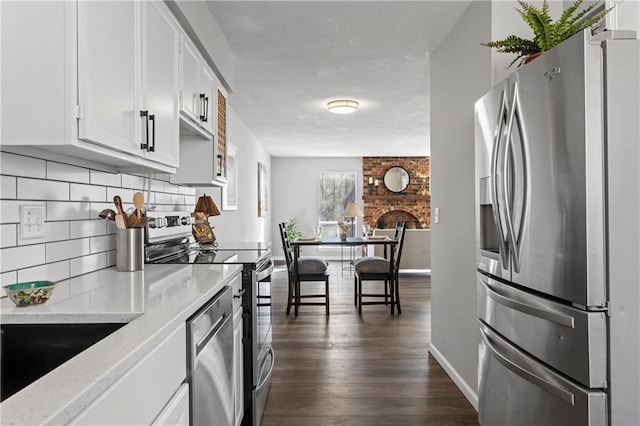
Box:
261, 262, 479, 426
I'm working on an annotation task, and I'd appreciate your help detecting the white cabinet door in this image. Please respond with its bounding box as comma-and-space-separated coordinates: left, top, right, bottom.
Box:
151, 383, 190, 426
70, 325, 186, 425
142, 0, 179, 167
77, 1, 140, 155
200, 65, 216, 135
179, 37, 201, 124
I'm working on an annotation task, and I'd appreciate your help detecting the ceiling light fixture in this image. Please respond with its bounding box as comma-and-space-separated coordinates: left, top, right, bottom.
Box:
327, 99, 359, 114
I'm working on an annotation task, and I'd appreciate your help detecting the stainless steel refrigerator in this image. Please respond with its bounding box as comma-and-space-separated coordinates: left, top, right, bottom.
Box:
475, 29, 639, 425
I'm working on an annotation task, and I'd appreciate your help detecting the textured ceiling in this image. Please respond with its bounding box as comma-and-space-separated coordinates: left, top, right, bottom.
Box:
207, 1, 472, 157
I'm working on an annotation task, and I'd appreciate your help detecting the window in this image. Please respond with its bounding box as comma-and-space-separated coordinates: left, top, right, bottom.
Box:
318, 171, 357, 238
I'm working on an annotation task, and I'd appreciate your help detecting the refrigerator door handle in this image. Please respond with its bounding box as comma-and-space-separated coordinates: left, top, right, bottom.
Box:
503, 81, 524, 272
490, 89, 510, 267
479, 322, 576, 405
481, 276, 575, 328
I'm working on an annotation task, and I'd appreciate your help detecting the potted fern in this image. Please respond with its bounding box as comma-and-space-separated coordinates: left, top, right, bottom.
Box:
483, 0, 613, 68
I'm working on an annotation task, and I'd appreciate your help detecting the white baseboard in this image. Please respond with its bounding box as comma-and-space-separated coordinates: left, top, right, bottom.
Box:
428, 343, 479, 411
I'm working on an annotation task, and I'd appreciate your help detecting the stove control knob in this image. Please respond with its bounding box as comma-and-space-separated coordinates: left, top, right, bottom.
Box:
181, 216, 190, 225
148, 218, 157, 229
154, 217, 166, 228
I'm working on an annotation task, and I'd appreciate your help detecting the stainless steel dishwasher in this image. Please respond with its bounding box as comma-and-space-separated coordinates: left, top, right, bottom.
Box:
186, 286, 234, 426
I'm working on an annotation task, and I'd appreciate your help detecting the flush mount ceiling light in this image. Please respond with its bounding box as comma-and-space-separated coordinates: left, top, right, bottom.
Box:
327, 99, 359, 114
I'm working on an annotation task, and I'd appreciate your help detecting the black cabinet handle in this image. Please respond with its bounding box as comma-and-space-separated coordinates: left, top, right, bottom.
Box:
140, 110, 149, 150
149, 114, 155, 152
199, 93, 206, 121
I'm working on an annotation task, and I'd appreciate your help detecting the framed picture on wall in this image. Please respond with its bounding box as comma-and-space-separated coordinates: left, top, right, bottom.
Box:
222, 143, 238, 210
258, 162, 268, 217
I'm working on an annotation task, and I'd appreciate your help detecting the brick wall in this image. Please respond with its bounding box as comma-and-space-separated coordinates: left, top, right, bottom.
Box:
363, 157, 431, 229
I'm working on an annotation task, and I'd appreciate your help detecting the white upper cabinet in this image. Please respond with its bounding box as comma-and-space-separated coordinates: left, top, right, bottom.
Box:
77, 1, 139, 155
180, 38, 202, 125
178, 35, 217, 137
141, 0, 179, 168
1, 1, 179, 173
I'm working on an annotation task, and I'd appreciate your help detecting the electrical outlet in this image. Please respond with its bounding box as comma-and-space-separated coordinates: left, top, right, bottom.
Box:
434, 207, 440, 224
20, 204, 46, 240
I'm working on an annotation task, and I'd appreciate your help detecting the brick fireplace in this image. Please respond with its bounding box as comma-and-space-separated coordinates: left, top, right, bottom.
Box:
363, 157, 431, 229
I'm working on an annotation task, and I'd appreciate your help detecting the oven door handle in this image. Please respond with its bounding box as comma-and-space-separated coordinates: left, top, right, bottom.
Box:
256, 261, 274, 282
256, 346, 275, 391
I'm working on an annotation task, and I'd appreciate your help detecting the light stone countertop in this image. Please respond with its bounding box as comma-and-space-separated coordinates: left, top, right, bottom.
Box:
0, 263, 242, 425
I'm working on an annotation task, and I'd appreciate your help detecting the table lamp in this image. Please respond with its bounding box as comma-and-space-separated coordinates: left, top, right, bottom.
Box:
343, 202, 364, 237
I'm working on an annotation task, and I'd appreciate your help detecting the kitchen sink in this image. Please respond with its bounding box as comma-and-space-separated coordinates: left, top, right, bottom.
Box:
1, 323, 126, 401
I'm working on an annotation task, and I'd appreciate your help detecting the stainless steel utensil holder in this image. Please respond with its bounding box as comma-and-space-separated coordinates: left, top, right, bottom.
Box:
116, 228, 144, 272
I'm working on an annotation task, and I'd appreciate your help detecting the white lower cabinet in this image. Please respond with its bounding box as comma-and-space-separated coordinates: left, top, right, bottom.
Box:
151, 383, 190, 426
70, 324, 186, 425
232, 275, 244, 426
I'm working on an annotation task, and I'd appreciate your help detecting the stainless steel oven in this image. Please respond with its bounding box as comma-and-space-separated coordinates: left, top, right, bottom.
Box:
144, 212, 274, 426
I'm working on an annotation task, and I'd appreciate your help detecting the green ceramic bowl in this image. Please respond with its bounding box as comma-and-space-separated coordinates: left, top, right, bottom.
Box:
3, 281, 56, 307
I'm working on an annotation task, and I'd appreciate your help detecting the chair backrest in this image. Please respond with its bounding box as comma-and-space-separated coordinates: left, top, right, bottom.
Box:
278, 222, 293, 270
393, 222, 407, 275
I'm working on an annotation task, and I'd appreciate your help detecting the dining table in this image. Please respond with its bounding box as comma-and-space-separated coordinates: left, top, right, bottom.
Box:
290, 235, 399, 309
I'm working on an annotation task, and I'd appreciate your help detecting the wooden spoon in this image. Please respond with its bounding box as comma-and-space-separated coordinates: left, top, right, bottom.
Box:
133, 192, 144, 219
113, 195, 128, 227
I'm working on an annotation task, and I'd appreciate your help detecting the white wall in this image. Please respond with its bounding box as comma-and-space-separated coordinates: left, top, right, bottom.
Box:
429, 0, 492, 409
197, 107, 271, 243
270, 157, 363, 258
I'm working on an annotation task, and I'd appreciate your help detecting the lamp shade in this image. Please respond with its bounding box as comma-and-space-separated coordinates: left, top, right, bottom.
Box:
343, 202, 364, 217
194, 194, 221, 217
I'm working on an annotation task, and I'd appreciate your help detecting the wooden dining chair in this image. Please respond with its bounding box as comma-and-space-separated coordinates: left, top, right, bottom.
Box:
353, 222, 407, 315
278, 223, 330, 316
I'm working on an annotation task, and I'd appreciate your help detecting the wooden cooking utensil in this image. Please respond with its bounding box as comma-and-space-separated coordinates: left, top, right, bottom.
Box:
133, 192, 144, 219
113, 195, 128, 227
133, 216, 150, 228
127, 213, 139, 228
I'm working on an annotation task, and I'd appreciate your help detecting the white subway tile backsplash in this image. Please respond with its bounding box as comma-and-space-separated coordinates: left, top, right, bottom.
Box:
150, 179, 165, 192
47, 201, 91, 221
18, 178, 69, 200
70, 219, 107, 239
90, 170, 121, 187
46, 239, 90, 263
2, 152, 195, 282
1, 224, 17, 247
171, 194, 185, 205
71, 183, 106, 202
2, 176, 17, 199
106, 250, 116, 267
17, 260, 70, 283
47, 162, 90, 183
18, 221, 70, 245
178, 186, 195, 195
1, 244, 46, 271
0, 152, 46, 178
70, 252, 107, 277
90, 235, 115, 253
164, 182, 180, 194
122, 174, 147, 190
156, 192, 172, 204
0, 200, 22, 223
107, 187, 135, 205
1, 271, 18, 287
